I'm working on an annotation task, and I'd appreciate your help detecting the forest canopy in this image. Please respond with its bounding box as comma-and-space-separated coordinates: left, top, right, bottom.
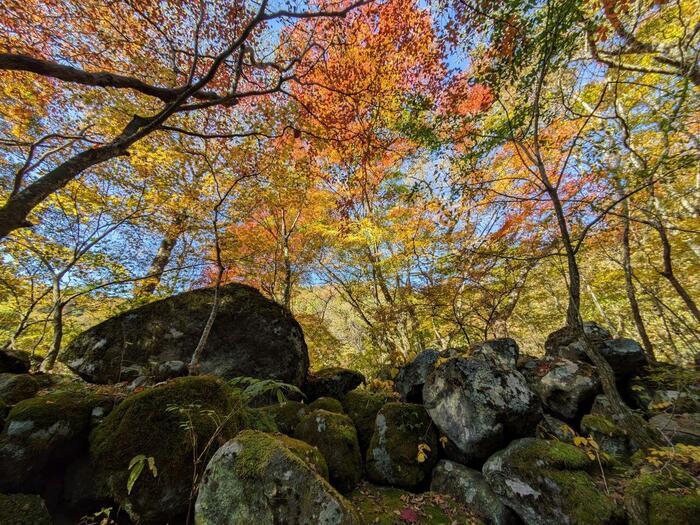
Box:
0, 0, 698, 375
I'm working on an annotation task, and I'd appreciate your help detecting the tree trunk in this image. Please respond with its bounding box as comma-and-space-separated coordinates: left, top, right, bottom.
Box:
40, 279, 63, 371
655, 221, 700, 324
546, 186, 662, 449
135, 218, 184, 297
282, 240, 292, 310
621, 201, 655, 361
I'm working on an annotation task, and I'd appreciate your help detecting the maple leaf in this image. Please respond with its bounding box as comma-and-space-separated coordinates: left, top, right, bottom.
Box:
399, 507, 418, 523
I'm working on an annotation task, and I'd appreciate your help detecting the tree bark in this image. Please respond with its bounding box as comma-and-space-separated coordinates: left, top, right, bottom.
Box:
40, 279, 64, 371
621, 200, 655, 361
655, 221, 700, 324
135, 216, 185, 297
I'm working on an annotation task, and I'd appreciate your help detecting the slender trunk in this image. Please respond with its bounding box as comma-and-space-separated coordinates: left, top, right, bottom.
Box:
135, 228, 182, 297
546, 185, 661, 449
282, 237, 292, 310
656, 221, 700, 324
40, 279, 63, 371
621, 201, 655, 361
189, 268, 222, 374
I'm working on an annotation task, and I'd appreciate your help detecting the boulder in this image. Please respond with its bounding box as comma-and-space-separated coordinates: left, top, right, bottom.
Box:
341, 390, 388, 454
0, 493, 52, 525
544, 321, 611, 359
294, 409, 362, 493
423, 357, 541, 465
580, 414, 633, 457
60, 283, 309, 386
430, 460, 519, 525
308, 396, 345, 414
648, 413, 700, 446
194, 430, 360, 525
0, 390, 114, 493
305, 368, 365, 401
90, 376, 243, 524
394, 349, 441, 403
520, 357, 599, 420
545, 324, 646, 378
0, 348, 30, 374
366, 402, 438, 489
258, 400, 309, 435
470, 338, 519, 368
0, 373, 39, 405
62, 456, 111, 512
535, 414, 576, 443
483, 438, 616, 525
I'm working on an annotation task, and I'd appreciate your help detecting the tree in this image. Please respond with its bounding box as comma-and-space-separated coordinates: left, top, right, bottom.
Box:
0, 0, 368, 239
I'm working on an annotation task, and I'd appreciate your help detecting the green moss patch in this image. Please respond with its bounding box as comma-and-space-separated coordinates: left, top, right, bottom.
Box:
308, 396, 344, 413
342, 390, 388, 453
349, 482, 481, 525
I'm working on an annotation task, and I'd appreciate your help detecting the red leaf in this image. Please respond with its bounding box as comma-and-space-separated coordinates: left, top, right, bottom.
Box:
399, 507, 418, 523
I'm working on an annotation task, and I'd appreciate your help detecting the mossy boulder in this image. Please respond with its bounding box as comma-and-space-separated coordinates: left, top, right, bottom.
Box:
195, 430, 360, 525
366, 402, 438, 489
0, 390, 114, 492
581, 414, 633, 457
624, 452, 700, 525
258, 400, 309, 434
61, 283, 309, 386
294, 409, 363, 493
0, 373, 39, 405
305, 367, 365, 401
274, 433, 329, 480
308, 396, 345, 413
483, 438, 616, 525
342, 390, 388, 454
535, 414, 576, 443
348, 483, 479, 525
0, 493, 51, 525
89, 375, 243, 524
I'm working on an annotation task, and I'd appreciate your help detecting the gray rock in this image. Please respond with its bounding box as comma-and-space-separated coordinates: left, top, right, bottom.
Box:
304, 368, 365, 401
394, 349, 441, 403
0, 390, 113, 492
430, 460, 520, 525
0, 373, 39, 405
580, 414, 633, 457
520, 357, 599, 420
423, 357, 541, 465
535, 414, 576, 443
483, 438, 616, 525
60, 283, 308, 386
366, 402, 438, 489
0, 348, 30, 374
194, 430, 360, 525
0, 493, 52, 525
545, 324, 646, 378
649, 413, 700, 446
471, 338, 519, 368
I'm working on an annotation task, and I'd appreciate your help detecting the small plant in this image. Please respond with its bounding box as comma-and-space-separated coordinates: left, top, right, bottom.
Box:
573, 436, 610, 493
78, 507, 115, 525
127, 454, 157, 495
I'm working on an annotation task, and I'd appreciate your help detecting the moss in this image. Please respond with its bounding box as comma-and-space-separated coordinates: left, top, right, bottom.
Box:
348, 484, 478, 525
89, 375, 242, 523
581, 414, 626, 437
257, 400, 307, 434
0, 493, 51, 525
308, 396, 344, 413
366, 402, 438, 489
507, 438, 593, 472
0, 373, 39, 405
626, 469, 699, 525
648, 491, 700, 525
274, 434, 329, 480
342, 390, 388, 453
543, 469, 616, 525
294, 409, 362, 493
